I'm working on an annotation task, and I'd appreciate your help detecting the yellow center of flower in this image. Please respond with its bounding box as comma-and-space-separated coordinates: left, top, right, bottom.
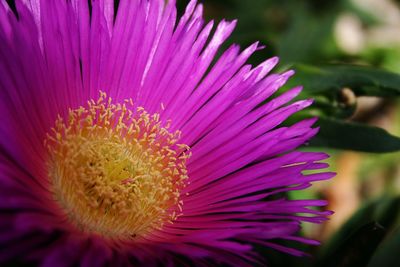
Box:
45, 92, 190, 239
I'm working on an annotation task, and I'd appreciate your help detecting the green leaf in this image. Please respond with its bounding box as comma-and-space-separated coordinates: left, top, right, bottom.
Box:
317, 197, 400, 267
319, 198, 392, 257
277, 8, 337, 66
287, 64, 400, 97
317, 222, 386, 267
368, 227, 400, 267
310, 118, 400, 153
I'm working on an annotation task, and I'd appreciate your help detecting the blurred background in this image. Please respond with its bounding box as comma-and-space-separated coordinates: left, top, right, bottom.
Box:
177, 0, 400, 266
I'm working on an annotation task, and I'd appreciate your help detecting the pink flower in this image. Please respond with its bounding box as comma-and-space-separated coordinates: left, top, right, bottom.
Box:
0, 0, 334, 266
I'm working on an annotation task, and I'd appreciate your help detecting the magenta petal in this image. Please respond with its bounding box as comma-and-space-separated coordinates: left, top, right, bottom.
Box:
0, 0, 334, 266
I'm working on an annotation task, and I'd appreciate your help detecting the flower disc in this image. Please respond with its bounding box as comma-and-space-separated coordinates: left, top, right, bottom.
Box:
46, 93, 190, 239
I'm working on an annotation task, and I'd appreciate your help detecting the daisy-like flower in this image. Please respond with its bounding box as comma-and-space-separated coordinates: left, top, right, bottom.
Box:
0, 0, 334, 266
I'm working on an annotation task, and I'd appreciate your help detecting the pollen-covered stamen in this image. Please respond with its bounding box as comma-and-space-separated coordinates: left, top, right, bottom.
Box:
45, 92, 190, 239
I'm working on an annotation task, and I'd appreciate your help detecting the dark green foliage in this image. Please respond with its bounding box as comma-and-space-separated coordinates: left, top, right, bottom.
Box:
317, 222, 386, 267
368, 227, 400, 267
311, 118, 400, 153
317, 197, 400, 267
288, 64, 400, 97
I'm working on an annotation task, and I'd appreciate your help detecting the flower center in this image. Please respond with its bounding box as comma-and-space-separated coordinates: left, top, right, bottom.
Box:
45, 92, 190, 239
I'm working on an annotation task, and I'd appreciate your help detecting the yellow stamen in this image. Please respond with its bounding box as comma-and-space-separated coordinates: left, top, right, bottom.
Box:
45, 92, 190, 239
